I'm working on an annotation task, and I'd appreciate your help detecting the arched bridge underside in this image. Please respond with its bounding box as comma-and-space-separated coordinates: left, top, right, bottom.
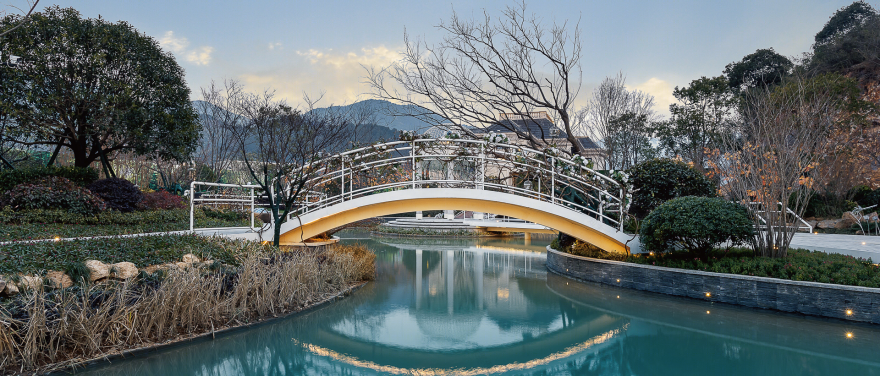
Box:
276, 189, 633, 253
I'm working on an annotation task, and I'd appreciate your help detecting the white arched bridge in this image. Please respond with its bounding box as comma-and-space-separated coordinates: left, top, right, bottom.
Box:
267, 138, 632, 253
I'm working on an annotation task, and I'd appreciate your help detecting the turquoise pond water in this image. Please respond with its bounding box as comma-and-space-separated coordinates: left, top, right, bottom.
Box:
74, 234, 880, 375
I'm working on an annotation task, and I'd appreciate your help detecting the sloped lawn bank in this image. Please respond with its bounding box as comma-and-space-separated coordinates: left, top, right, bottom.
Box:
0, 238, 375, 375
0, 208, 255, 243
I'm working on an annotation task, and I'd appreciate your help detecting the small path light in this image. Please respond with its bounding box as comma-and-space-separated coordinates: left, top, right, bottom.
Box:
705, 292, 711, 298
846, 332, 854, 339
846, 309, 853, 316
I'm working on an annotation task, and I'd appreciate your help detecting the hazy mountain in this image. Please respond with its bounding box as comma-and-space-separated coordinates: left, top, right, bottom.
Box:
308, 99, 447, 133
191, 99, 404, 150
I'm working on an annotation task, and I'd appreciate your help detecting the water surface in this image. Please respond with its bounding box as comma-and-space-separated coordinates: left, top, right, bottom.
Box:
75, 234, 880, 375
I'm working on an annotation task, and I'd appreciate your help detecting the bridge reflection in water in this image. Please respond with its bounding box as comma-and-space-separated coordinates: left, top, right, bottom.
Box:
78, 237, 880, 376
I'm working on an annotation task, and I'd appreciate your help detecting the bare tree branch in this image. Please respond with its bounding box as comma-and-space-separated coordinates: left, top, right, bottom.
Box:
365, 2, 584, 154
0, 0, 40, 38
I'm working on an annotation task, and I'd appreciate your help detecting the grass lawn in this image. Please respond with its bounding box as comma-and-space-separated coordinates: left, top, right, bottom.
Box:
0, 208, 257, 242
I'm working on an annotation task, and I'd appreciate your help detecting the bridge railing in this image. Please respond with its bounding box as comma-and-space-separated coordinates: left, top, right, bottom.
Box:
284, 139, 627, 230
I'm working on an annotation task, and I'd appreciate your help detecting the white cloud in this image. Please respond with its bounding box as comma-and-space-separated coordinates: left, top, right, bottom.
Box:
268, 42, 283, 50
186, 46, 214, 66
159, 31, 188, 54
159, 31, 214, 66
630, 77, 676, 117
240, 45, 402, 106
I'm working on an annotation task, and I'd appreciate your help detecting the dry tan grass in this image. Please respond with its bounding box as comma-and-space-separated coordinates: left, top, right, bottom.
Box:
0, 242, 374, 375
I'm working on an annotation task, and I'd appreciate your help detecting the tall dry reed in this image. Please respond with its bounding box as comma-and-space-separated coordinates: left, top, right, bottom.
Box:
0, 242, 374, 375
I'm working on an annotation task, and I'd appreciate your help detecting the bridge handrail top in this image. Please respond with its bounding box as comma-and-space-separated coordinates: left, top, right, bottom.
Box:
303, 155, 623, 203
296, 138, 621, 188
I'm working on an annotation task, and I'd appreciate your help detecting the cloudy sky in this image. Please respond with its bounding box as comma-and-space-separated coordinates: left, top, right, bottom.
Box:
35, 0, 876, 116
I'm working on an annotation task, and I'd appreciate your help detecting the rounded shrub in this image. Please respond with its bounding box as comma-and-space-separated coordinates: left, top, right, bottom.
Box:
639, 196, 754, 257
139, 190, 186, 210
0, 176, 108, 216
627, 159, 717, 219
88, 178, 144, 212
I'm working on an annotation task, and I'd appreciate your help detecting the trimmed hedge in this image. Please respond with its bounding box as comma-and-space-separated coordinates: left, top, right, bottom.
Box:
0, 177, 107, 216
557, 245, 880, 288
0, 166, 99, 192
88, 178, 143, 212
627, 159, 716, 219
639, 196, 754, 257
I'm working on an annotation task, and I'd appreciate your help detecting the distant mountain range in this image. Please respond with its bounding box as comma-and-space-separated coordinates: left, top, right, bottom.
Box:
310, 99, 446, 133
192, 99, 450, 145
192, 99, 447, 147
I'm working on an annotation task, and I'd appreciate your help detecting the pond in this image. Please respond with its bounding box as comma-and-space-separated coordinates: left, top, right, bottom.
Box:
75, 232, 880, 375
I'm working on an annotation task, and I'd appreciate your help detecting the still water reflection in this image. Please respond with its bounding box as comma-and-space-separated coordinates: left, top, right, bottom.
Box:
74, 234, 880, 375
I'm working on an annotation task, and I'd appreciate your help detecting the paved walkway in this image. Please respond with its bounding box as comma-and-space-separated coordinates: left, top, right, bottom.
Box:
789, 233, 880, 260
0, 227, 265, 246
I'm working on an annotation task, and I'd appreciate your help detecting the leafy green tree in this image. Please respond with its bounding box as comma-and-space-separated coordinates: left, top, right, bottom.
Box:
654, 76, 734, 173
723, 48, 793, 92
809, 1, 880, 76
814, 1, 878, 46
626, 158, 716, 220
0, 6, 199, 173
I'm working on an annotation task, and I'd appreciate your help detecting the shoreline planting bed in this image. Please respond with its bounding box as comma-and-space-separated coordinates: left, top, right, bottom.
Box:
0, 238, 376, 375
554, 241, 880, 288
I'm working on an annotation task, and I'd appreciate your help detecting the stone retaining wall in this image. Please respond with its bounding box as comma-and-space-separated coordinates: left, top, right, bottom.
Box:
546, 247, 880, 324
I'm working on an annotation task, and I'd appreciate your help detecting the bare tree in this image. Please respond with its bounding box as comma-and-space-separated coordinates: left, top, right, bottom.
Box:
221, 87, 369, 245
366, 2, 585, 154
712, 73, 865, 257
194, 80, 245, 183
0, 0, 39, 38
576, 73, 658, 170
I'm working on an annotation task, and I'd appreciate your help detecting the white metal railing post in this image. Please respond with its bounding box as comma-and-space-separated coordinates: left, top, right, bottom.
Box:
412, 139, 416, 189
269, 181, 275, 226
619, 187, 624, 231
480, 142, 485, 190
341, 157, 345, 203
189, 181, 195, 232
250, 187, 255, 229
551, 157, 555, 205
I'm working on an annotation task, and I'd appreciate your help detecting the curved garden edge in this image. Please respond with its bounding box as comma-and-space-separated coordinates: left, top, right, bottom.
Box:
46, 282, 367, 376
545, 246, 880, 324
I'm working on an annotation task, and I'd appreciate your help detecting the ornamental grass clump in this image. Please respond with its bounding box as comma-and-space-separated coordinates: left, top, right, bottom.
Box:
639, 196, 754, 259
0, 242, 375, 374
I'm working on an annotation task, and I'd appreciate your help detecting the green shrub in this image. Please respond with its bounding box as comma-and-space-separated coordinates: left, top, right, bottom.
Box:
627, 159, 716, 219
88, 178, 143, 212
202, 206, 248, 221
639, 196, 754, 258
140, 190, 186, 210
0, 166, 99, 192
0, 177, 107, 215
